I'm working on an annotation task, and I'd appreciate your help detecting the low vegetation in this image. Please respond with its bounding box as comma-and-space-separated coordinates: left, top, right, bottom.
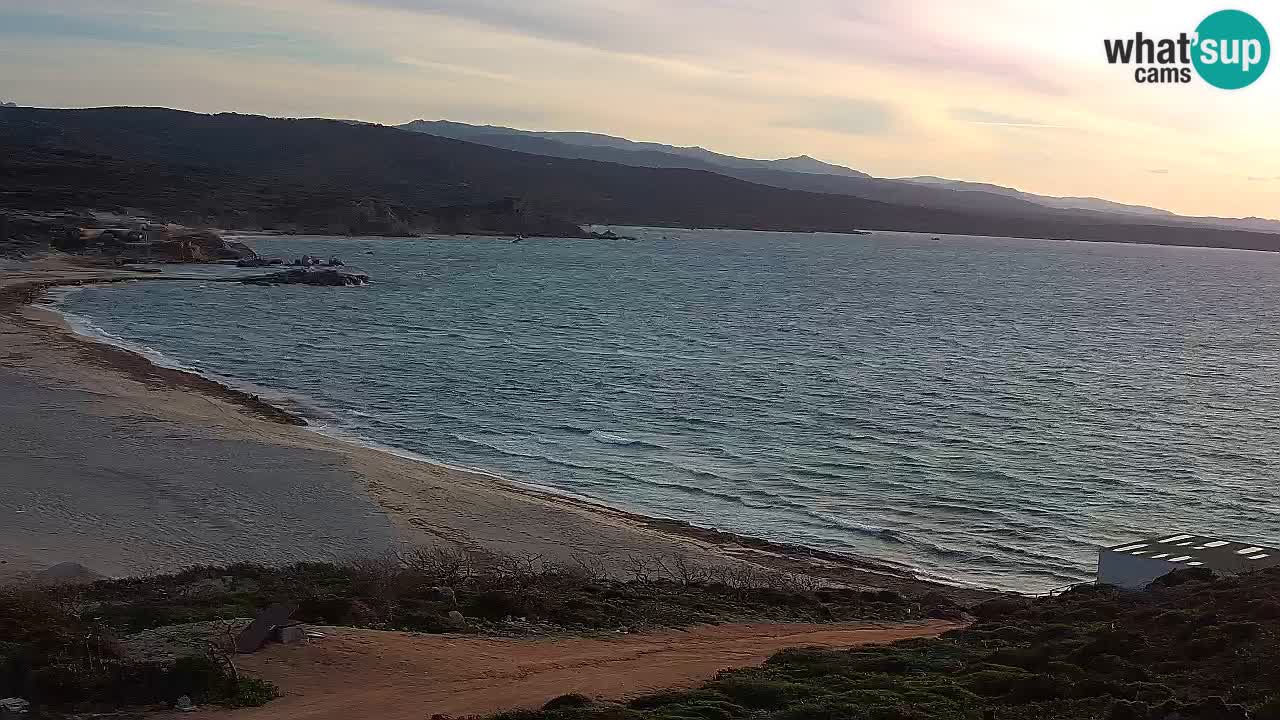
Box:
494, 568, 1280, 720
6, 106, 1280, 249
19, 550, 1278, 719
0, 548, 955, 712
0, 587, 277, 711
75, 549, 955, 635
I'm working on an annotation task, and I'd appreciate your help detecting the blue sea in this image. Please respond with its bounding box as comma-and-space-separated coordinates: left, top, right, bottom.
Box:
55, 228, 1280, 592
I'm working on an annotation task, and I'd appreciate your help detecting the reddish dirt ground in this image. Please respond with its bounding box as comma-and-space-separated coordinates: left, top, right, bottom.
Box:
206, 620, 958, 720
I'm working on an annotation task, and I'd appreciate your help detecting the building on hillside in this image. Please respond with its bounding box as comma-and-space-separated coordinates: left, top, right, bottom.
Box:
1097, 534, 1279, 589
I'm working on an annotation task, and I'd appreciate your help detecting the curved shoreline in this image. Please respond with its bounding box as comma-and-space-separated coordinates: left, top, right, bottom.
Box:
1, 267, 1002, 603
2, 275, 307, 426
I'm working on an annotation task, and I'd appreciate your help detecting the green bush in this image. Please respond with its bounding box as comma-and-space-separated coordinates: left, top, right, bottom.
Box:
544, 694, 594, 710
1254, 694, 1280, 720
630, 690, 733, 710
710, 676, 802, 709
650, 699, 744, 720
773, 700, 865, 720
963, 668, 1032, 697
224, 678, 273, 708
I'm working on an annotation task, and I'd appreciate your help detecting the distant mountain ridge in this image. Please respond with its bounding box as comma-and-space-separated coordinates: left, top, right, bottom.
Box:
398, 120, 1092, 218
400, 119, 1280, 234
3, 106, 1279, 252
898, 176, 1176, 217
401, 120, 872, 178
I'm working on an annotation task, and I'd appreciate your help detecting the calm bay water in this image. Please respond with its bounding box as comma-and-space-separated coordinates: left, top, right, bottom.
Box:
58, 228, 1280, 591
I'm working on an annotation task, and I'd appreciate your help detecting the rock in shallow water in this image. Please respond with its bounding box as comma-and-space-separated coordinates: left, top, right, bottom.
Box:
239, 269, 370, 287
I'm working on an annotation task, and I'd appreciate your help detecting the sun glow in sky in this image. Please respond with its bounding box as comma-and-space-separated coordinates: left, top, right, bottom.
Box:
1, 0, 1276, 218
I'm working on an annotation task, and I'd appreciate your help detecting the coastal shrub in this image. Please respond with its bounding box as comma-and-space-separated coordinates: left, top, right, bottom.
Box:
491, 710, 549, 720
230, 676, 281, 707
12, 654, 255, 708
709, 675, 803, 709
645, 698, 745, 720
0, 586, 273, 710
478, 568, 1280, 720
543, 694, 594, 710
467, 589, 526, 619
1043, 661, 1085, 679
67, 548, 932, 640
772, 700, 865, 720
1254, 694, 1280, 720
629, 690, 734, 710
5, 548, 941, 713
962, 668, 1032, 697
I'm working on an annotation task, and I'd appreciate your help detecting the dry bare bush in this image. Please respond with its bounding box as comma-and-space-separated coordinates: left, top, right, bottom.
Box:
670, 554, 714, 586
348, 543, 830, 599
399, 544, 475, 587
347, 552, 403, 602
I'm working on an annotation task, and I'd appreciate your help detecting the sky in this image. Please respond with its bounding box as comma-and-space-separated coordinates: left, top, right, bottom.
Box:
0, 0, 1276, 218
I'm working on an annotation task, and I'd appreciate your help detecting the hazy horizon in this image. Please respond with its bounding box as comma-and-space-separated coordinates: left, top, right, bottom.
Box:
1, 0, 1276, 219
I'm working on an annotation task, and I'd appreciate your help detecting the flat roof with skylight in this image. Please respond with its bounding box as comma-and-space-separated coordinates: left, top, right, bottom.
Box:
1096, 534, 1280, 589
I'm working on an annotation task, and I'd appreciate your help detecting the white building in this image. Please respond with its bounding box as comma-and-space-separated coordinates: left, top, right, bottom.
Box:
1097, 534, 1279, 589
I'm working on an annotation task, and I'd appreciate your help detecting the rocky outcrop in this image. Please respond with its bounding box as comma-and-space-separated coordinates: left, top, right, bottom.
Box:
588, 230, 637, 240
4, 213, 263, 264
142, 229, 255, 262
0, 215, 77, 258
222, 240, 259, 259
427, 198, 589, 238
239, 268, 369, 286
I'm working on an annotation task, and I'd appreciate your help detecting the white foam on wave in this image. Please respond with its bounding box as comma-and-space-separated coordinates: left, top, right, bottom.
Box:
307, 421, 635, 511
43, 287, 202, 375
49, 289, 561, 507
41, 287, 331, 422
44, 290, 985, 589
44, 289, 554, 499
587, 430, 666, 448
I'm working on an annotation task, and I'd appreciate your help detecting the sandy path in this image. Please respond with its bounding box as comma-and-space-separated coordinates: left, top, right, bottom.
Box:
211, 621, 958, 719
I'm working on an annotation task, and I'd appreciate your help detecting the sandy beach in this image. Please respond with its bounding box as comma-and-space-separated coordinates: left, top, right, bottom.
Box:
0, 260, 987, 602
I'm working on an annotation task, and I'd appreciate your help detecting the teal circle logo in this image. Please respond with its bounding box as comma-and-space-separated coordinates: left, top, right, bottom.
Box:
1193, 10, 1270, 89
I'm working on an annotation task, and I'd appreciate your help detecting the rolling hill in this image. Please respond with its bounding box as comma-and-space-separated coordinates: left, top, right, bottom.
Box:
3, 105, 1279, 250
402, 119, 1280, 234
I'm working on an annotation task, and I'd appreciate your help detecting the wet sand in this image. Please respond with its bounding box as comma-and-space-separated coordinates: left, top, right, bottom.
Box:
0, 263, 993, 602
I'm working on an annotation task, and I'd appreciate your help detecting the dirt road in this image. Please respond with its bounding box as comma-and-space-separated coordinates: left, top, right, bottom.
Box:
214, 621, 958, 719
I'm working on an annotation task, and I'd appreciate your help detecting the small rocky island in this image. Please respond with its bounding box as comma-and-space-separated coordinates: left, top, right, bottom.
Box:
238, 268, 370, 287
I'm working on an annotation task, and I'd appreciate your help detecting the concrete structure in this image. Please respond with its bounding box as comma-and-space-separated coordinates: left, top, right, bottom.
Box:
274, 623, 306, 644
1097, 533, 1280, 589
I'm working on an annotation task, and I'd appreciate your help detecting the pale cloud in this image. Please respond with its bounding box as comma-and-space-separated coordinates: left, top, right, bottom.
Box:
394, 57, 517, 84
771, 97, 897, 136
328, 0, 1069, 94
948, 108, 1073, 129
0, 0, 1277, 219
